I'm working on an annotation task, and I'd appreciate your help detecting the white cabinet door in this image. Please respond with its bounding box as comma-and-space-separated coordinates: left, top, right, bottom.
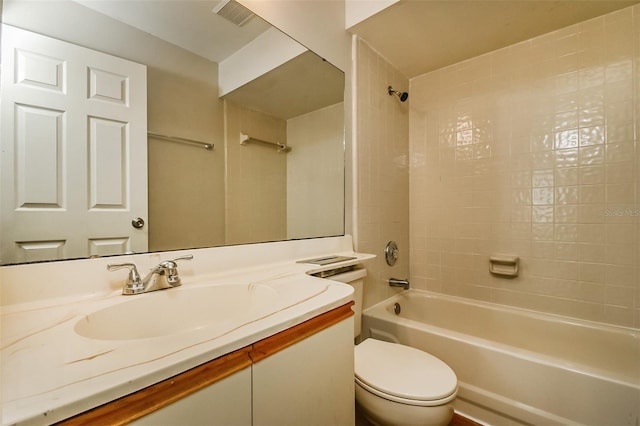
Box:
0, 24, 148, 264
131, 367, 252, 426
252, 318, 355, 426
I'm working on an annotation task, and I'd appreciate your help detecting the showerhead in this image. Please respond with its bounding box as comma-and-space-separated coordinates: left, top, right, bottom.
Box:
388, 85, 408, 102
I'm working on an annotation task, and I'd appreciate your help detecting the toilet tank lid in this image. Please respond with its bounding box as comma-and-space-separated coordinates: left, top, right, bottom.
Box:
354, 339, 457, 402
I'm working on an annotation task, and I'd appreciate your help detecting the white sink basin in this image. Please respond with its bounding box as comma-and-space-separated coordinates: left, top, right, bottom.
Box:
74, 284, 279, 340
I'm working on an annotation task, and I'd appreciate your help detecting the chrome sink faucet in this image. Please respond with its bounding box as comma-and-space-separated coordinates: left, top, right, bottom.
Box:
107, 255, 193, 295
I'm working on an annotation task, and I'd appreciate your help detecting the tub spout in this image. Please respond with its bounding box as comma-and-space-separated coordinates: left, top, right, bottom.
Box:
388, 277, 410, 290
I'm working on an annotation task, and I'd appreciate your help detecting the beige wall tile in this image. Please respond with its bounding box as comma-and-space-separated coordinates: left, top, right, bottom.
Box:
286, 103, 345, 239
408, 6, 639, 327
354, 39, 410, 309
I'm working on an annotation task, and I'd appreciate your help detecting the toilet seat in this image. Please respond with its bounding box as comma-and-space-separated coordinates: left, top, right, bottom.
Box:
354, 339, 457, 407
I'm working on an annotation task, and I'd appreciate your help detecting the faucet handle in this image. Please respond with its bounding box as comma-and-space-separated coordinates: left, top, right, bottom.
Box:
107, 263, 143, 294
158, 254, 193, 268
160, 254, 193, 287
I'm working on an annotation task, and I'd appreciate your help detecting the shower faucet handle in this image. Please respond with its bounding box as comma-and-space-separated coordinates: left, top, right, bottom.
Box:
385, 241, 399, 266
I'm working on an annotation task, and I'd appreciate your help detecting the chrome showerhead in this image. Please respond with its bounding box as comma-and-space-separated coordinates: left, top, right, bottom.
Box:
388, 85, 408, 102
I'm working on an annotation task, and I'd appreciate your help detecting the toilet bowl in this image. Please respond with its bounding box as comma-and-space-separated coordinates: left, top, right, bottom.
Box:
355, 338, 457, 426
328, 268, 458, 426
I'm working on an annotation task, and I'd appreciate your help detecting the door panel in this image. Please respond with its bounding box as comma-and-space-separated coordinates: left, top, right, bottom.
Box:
88, 67, 129, 104
15, 240, 66, 264
88, 116, 128, 209
15, 104, 65, 209
15, 48, 66, 92
88, 237, 130, 257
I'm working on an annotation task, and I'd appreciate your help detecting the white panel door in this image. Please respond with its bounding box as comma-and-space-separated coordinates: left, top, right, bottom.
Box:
0, 25, 148, 264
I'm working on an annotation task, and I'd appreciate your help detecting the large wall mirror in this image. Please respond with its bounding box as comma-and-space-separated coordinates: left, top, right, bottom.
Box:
0, 0, 345, 266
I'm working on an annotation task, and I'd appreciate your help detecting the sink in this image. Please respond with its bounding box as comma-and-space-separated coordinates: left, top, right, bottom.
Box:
75, 284, 279, 340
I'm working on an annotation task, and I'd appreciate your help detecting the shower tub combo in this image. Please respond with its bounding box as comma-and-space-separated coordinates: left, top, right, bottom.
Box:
361, 290, 639, 425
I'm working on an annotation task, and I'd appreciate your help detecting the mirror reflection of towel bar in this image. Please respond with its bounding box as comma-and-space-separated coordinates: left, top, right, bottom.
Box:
148, 131, 214, 150
240, 133, 291, 153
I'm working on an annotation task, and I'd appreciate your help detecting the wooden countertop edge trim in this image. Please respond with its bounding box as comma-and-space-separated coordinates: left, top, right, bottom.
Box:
250, 302, 354, 364
56, 347, 252, 426
55, 302, 354, 425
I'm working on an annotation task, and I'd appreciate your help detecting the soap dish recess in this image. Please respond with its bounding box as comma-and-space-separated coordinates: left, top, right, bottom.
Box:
489, 255, 519, 277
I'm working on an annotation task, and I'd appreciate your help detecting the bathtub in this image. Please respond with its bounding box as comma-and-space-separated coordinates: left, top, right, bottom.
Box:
361, 290, 640, 426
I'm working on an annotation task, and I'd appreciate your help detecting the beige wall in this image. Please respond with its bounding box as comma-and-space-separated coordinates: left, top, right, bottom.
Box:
409, 6, 640, 327
354, 39, 410, 309
147, 65, 225, 252
287, 103, 345, 239
224, 101, 287, 245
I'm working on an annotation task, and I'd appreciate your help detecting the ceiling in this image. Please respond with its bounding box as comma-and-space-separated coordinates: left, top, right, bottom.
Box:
223, 51, 345, 120
69, 0, 345, 119
350, 0, 640, 78
74, 0, 272, 63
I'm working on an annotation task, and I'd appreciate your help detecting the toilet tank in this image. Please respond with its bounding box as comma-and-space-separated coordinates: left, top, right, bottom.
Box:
326, 268, 367, 339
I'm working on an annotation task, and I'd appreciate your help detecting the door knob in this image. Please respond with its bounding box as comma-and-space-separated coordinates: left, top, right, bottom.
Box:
131, 217, 145, 229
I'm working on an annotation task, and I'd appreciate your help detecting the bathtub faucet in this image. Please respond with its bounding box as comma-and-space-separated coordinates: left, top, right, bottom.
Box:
388, 277, 410, 290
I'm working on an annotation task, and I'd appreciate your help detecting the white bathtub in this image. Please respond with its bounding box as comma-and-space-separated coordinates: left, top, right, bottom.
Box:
361, 290, 640, 425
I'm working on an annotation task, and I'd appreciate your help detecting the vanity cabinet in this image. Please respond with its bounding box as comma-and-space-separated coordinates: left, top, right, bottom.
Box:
58, 303, 354, 426
130, 367, 252, 426
252, 316, 354, 425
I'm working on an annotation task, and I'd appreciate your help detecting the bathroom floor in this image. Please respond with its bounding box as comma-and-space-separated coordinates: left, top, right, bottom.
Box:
449, 413, 482, 426
355, 403, 481, 426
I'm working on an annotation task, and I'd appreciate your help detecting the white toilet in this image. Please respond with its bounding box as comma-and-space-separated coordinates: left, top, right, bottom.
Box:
329, 268, 458, 426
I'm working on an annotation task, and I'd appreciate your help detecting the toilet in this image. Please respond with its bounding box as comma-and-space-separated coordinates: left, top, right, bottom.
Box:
329, 268, 457, 426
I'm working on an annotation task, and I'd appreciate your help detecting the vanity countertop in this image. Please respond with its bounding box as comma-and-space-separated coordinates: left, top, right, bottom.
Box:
1, 239, 374, 425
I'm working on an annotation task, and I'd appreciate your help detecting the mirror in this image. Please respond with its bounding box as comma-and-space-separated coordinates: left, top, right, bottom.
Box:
0, 0, 345, 266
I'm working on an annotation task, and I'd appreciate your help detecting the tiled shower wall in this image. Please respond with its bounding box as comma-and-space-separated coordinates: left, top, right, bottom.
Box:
409, 6, 639, 328
355, 38, 410, 309
287, 103, 344, 240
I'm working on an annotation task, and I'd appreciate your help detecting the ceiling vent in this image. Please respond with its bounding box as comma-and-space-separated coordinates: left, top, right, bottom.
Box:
212, 0, 255, 27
